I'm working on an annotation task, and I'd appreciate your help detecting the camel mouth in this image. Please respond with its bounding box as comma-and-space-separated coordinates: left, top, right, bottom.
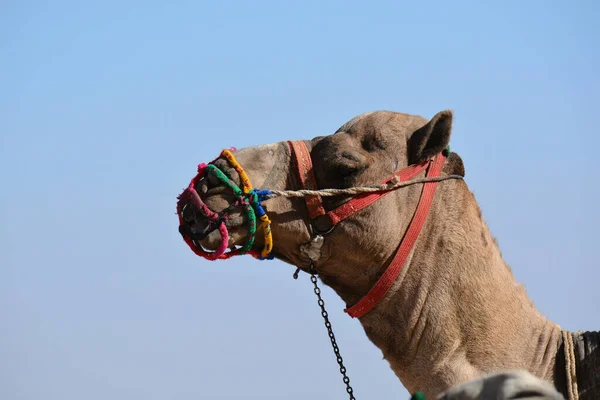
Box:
178, 166, 248, 251
177, 148, 276, 261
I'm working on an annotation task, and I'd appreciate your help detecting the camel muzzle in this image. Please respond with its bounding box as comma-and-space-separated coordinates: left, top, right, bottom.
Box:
176, 149, 274, 261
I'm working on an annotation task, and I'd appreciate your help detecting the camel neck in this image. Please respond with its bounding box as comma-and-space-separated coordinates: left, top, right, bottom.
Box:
347, 180, 562, 396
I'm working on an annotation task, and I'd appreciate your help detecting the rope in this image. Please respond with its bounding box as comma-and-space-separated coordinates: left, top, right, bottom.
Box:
563, 330, 579, 400
259, 174, 464, 199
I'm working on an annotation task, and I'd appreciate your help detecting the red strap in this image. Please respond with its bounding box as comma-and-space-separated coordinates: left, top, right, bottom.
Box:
344, 154, 446, 318
328, 161, 431, 226
288, 141, 326, 219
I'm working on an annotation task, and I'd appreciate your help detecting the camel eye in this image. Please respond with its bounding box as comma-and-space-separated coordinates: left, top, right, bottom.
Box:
311, 136, 368, 186
334, 152, 368, 179
337, 163, 361, 178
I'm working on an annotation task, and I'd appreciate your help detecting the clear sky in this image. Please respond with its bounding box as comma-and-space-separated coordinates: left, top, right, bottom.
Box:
1, 1, 598, 399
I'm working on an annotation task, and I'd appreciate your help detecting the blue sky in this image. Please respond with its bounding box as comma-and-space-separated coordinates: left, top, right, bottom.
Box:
1, 1, 598, 399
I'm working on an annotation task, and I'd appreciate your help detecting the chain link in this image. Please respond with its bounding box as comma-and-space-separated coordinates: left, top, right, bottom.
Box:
310, 273, 356, 400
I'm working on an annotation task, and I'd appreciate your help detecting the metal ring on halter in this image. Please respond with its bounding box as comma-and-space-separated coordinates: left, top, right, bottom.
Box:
311, 214, 335, 236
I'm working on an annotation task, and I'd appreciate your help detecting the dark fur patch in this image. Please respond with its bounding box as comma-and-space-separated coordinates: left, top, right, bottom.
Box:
575, 331, 600, 399
555, 331, 600, 399
444, 152, 465, 177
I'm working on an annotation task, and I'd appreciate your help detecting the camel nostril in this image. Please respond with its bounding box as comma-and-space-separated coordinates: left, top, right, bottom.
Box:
185, 216, 213, 240
190, 220, 207, 235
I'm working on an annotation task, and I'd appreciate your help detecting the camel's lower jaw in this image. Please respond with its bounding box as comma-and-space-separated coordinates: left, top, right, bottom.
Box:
197, 225, 248, 251
198, 229, 228, 251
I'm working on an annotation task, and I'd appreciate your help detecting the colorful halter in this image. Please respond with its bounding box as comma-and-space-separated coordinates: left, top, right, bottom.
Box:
176, 149, 274, 261
178, 142, 452, 321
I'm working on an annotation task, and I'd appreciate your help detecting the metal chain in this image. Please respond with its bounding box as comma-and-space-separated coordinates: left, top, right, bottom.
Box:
310, 273, 356, 400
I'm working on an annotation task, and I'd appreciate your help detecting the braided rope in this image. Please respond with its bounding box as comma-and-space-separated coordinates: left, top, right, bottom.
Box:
222, 149, 254, 194
258, 174, 464, 199
563, 330, 579, 400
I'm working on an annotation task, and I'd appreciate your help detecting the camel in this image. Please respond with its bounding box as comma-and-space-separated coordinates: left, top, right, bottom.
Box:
176, 109, 599, 399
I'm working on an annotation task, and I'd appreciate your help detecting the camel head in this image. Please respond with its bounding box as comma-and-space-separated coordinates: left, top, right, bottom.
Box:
177, 110, 465, 306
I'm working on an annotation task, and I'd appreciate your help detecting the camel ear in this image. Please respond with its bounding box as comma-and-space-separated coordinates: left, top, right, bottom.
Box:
409, 110, 453, 164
